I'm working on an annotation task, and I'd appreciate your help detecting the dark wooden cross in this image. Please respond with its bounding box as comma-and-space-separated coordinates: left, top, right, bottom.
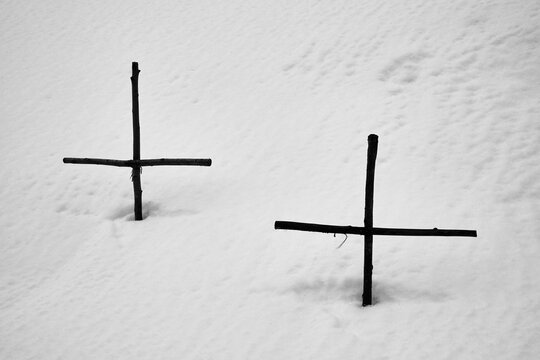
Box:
274, 134, 477, 306
63, 62, 212, 220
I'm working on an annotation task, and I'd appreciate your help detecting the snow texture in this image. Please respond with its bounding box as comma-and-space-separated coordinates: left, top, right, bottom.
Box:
1, 0, 539, 359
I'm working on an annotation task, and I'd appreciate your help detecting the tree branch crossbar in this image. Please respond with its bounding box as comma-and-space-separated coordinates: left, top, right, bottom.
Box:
275, 221, 477, 237
63, 158, 212, 167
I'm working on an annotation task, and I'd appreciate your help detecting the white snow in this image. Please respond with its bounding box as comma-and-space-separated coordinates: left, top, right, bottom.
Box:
1, 0, 539, 359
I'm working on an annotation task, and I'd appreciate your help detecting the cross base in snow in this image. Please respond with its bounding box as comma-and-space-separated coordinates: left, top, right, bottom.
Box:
274, 134, 477, 306
63, 62, 211, 220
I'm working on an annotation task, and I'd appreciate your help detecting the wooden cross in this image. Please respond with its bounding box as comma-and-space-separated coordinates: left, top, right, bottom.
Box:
274, 134, 477, 306
63, 62, 212, 220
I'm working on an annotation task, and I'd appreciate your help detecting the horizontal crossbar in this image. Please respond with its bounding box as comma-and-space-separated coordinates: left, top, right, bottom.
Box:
63, 158, 212, 167
275, 221, 477, 237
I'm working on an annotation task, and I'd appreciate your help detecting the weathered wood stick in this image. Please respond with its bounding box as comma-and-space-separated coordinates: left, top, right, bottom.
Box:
363, 134, 378, 306
274, 221, 477, 237
275, 221, 357, 234
138, 158, 211, 167
132, 62, 141, 162
63, 158, 132, 167
131, 62, 143, 220
370, 227, 477, 237
63, 158, 212, 167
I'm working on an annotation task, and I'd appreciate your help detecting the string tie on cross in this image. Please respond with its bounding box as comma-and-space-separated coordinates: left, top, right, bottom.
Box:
337, 233, 349, 249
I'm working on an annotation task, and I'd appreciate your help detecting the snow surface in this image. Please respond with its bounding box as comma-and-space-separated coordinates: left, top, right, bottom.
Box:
1, 0, 539, 359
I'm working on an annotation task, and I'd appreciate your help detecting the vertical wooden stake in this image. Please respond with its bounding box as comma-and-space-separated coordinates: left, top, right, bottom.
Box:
131, 62, 143, 221
362, 134, 378, 306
